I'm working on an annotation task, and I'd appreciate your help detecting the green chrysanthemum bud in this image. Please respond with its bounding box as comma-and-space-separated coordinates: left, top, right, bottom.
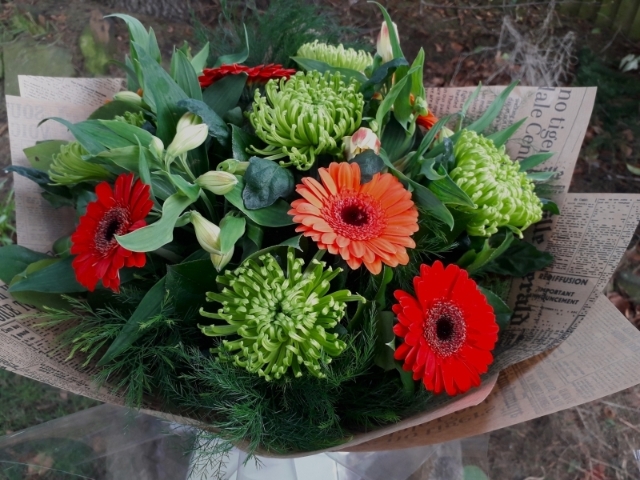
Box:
48, 142, 112, 185
297, 40, 373, 72
249, 71, 364, 170
201, 249, 364, 380
114, 111, 145, 128
450, 130, 543, 237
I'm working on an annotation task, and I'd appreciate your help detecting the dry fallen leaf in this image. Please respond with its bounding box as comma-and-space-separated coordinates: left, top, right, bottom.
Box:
26, 452, 55, 476
450, 41, 464, 53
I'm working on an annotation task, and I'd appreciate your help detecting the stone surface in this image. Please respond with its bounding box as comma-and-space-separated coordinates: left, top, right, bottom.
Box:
3, 36, 75, 96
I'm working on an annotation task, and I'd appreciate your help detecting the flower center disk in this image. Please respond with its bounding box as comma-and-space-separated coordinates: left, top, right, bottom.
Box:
424, 301, 467, 358
325, 193, 385, 241
95, 207, 130, 255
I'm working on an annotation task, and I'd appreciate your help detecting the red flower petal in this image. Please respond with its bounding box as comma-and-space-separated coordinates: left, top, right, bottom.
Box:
70, 174, 153, 293
198, 63, 297, 88
391, 261, 498, 396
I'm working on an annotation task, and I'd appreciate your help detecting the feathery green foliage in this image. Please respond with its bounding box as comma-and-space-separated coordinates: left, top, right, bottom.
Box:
193, 0, 365, 67
176, 305, 432, 457
39, 289, 200, 407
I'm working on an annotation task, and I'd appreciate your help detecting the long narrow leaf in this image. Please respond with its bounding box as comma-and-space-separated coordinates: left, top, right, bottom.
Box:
116, 193, 195, 252
466, 82, 519, 133
97, 277, 166, 366
486, 117, 527, 148
519, 152, 554, 171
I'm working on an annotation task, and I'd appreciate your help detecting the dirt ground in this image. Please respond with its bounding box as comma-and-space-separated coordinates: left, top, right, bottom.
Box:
1, 1, 640, 479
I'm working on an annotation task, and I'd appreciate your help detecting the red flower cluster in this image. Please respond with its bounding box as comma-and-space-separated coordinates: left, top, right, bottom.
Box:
392, 261, 498, 396
198, 63, 297, 89
71, 173, 153, 293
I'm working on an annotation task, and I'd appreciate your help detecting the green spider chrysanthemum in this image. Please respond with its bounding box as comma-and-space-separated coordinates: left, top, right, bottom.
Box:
200, 249, 364, 381
248, 70, 364, 170
450, 130, 543, 237
297, 40, 373, 72
48, 141, 113, 186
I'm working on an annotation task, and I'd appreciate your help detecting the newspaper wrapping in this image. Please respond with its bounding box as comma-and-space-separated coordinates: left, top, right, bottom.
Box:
3, 77, 640, 454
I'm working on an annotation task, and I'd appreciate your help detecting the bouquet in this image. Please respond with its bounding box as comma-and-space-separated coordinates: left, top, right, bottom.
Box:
1, 3, 617, 463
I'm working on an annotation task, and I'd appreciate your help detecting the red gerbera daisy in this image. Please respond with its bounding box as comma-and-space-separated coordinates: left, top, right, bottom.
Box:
289, 162, 419, 275
198, 63, 297, 89
416, 111, 439, 130
71, 173, 153, 293
392, 261, 499, 396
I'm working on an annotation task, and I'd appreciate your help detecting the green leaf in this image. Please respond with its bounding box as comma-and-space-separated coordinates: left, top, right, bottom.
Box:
410, 48, 426, 101
10, 290, 74, 312
147, 27, 162, 63
376, 66, 420, 133
99, 120, 154, 148
107, 14, 150, 50
132, 42, 189, 145
428, 167, 476, 208
97, 276, 166, 366
291, 57, 368, 84
242, 157, 294, 209
219, 214, 246, 254
9, 256, 86, 293
0, 245, 50, 283
24, 140, 67, 171
527, 171, 556, 182
138, 144, 152, 186
483, 239, 553, 277
382, 115, 415, 162
202, 73, 248, 117
5, 166, 72, 199
166, 258, 218, 316
43, 118, 123, 155
170, 49, 203, 101
486, 117, 527, 148
393, 52, 422, 129
541, 198, 559, 214
116, 193, 196, 252
191, 42, 210, 75
458, 84, 482, 127
125, 55, 140, 91
349, 150, 385, 183
177, 98, 230, 147
519, 152, 554, 171
279, 235, 303, 249
225, 178, 293, 227
457, 232, 514, 276
231, 125, 259, 162
374, 266, 394, 309
88, 101, 144, 121
467, 82, 519, 134
381, 150, 453, 228
410, 114, 454, 165
479, 287, 512, 333
89, 146, 141, 173
360, 57, 409, 99
214, 25, 249, 66
374, 311, 396, 371
169, 174, 200, 202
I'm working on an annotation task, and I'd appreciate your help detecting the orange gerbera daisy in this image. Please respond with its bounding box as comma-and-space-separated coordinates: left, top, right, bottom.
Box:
289, 162, 419, 274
